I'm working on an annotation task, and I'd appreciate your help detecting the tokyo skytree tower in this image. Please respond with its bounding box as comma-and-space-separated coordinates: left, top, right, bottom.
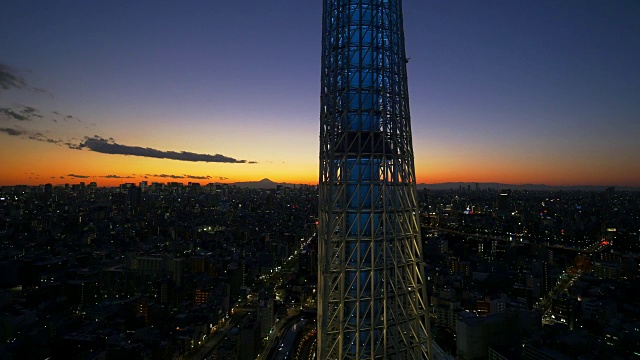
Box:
317, 0, 431, 359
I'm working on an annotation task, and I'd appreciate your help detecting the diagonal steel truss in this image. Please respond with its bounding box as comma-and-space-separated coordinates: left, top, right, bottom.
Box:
318, 1, 431, 359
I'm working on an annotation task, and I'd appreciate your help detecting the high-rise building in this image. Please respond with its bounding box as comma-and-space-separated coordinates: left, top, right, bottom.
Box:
318, 1, 431, 358
258, 297, 274, 339
239, 313, 261, 360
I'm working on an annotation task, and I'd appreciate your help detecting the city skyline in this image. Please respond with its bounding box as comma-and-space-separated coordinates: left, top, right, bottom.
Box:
1, 0, 639, 187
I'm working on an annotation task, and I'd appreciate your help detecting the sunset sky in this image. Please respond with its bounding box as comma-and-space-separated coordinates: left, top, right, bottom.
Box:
1, 1, 639, 187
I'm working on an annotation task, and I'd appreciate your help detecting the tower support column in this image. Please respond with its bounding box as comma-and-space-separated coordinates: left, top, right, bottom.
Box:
318, 1, 431, 359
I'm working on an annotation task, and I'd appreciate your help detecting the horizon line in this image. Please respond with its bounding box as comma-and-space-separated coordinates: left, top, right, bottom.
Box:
1, 179, 639, 190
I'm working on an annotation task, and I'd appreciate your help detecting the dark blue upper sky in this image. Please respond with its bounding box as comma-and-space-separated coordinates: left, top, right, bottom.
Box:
1, 0, 639, 185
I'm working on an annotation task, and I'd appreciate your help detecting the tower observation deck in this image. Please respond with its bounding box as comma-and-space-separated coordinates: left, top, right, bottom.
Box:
318, 0, 431, 359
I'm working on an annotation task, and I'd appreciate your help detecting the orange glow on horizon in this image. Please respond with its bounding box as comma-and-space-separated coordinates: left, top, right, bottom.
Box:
1, 135, 639, 188
3, 167, 640, 188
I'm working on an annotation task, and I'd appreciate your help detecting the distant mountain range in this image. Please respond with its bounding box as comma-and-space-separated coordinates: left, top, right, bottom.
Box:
225, 178, 295, 189
221, 179, 639, 192
415, 182, 640, 192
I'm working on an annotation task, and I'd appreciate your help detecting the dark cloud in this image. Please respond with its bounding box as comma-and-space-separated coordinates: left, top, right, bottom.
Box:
27, 132, 62, 145
0, 127, 25, 136
101, 175, 134, 179
0, 108, 28, 121
60, 114, 81, 123
72, 136, 253, 163
31, 87, 53, 97
144, 174, 228, 181
0, 126, 66, 146
21, 106, 41, 116
0, 64, 27, 90
60, 174, 135, 179
146, 174, 184, 179
51, 111, 82, 123
67, 174, 91, 179
65, 141, 84, 150
184, 175, 212, 180
0, 64, 50, 95
0, 106, 44, 121
0, 123, 254, 165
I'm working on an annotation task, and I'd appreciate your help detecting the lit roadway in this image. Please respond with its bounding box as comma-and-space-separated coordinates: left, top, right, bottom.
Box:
294, 327, 317, 360
427, 226, 612, 325
190, 234, 306, 360
189, 326, 229, 360
426, 226, 517, 243
538, 268, 581, 323
539, 242, 611, 324
257, 312, 303, 360
190, 308, 251, 360
273, 318, 308, 360
256, 236, 311, 360
427, 225, 612, 255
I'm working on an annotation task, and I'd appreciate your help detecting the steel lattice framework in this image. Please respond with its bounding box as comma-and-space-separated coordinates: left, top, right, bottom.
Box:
318, 0, 431, 359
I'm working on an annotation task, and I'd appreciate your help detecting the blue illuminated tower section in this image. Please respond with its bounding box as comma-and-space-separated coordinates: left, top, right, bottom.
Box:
318, 0, 431, 359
